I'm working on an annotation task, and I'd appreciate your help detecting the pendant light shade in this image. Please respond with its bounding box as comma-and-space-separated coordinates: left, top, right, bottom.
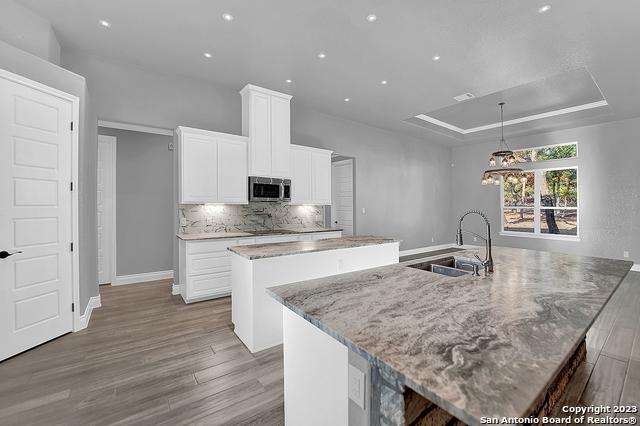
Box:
480, 102, 525, 186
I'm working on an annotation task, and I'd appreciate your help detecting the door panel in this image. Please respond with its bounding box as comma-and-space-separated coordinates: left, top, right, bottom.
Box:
311, 152, 331, 205
249, 92, 271, 176
181, 133, 218, 203
331, 160, 354, 236
0, 75, 74, 361
97, 136, 115, 285
270, 96, 290, 178
290, 148, 311, 204
218, 138, 247, 203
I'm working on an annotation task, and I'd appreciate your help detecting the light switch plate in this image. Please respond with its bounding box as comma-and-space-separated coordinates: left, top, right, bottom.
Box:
623, 251, 630, 258
348, 364, 366, 410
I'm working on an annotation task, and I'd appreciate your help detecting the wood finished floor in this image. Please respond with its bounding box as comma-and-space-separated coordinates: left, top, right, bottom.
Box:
0, 272, 639, 425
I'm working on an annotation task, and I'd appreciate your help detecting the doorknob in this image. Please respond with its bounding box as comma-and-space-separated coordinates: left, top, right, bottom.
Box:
0, 251, 22, 259
334, 221, 338, 224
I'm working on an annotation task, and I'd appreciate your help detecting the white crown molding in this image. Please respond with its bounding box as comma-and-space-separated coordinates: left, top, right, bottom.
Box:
98, 120, 174, 136
415, 100, 609, 135
113, 270, 174, 286
75, 295, 101, 331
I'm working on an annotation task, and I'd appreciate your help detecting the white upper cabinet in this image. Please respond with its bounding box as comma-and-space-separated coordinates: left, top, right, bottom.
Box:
311, 151, 332, 205
291, 146, 312, 204
177, 126, 248, 204
240, 85, 292, 178
290, 144, 333, 205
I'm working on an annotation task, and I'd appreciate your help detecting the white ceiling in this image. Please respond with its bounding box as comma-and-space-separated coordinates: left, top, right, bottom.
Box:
18, 0, 640, 145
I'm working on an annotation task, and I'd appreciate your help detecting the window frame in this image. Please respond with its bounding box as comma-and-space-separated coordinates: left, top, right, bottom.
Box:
500, 165, 580, 241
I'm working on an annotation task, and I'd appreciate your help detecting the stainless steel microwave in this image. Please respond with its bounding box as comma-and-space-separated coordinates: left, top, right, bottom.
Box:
248, 176, 291, 202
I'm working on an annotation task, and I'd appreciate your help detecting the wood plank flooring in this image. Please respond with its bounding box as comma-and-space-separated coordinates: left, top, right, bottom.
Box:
1, 272, 639, 425
0, 280, 283, 426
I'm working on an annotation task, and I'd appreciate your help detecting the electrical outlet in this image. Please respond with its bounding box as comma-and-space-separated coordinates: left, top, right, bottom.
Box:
168, 142, 175, 151
362, 207, 366, 215
348, 364, 365, 410
431, 237, 435, 243
180, 217, 187, 226
623, 251, 630, 258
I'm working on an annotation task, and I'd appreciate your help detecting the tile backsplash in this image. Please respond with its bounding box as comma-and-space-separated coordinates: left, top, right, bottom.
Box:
178, 202, 325, 234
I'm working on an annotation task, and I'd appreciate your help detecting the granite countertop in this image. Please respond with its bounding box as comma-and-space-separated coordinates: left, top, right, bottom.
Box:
176, 227, 342, 241
228, 235, 400, 260
267, 247, 633, 425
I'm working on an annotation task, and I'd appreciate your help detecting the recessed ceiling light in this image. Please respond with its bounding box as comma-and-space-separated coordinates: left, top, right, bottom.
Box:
285, 79, 292, 83
99, 19, 111, 28
538, 5, 551, 13
204, 52, 212, 58
432, 55, 441, 61
380, 80, 388, 85
366, 14, 377, 22
317, 52, 327, 59
344, 98, 350, 102
222, 13, 234, 21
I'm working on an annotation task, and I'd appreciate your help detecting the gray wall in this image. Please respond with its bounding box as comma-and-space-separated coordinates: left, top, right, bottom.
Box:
451, 117, 640, 264
98, 128, 174, 276
0, 0, 61, 64
60, 48, 454, 252
0, 39, 98, 312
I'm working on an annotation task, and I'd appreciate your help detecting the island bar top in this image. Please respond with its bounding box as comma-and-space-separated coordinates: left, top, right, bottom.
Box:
227, 235, 400, 260
267, 247, 633, 425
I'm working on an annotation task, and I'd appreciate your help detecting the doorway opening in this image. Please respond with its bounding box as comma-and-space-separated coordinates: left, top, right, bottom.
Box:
97, 121, 174, 287
327, 154, 355, 236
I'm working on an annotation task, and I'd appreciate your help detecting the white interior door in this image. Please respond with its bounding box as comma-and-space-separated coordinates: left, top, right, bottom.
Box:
0, 73, 74, 361
331, 159, 354, 236
97, 135, 116, 285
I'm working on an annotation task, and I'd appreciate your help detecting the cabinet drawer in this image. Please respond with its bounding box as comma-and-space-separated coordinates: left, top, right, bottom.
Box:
187, 239, 237, 254
188, 252, 231, 276
187, 272, 231, 297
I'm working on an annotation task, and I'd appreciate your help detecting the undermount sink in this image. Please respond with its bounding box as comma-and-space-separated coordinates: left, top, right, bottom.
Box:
407, 256, 484, 277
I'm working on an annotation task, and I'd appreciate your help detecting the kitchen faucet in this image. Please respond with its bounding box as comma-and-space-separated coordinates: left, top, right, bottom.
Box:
456, 209, 494, 273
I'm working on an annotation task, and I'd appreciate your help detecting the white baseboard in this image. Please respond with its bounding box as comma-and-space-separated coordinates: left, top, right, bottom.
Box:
76, 295, 101, 331
113, 270, 174, 286
172, 283, 181, 295
632, 264, 640, 272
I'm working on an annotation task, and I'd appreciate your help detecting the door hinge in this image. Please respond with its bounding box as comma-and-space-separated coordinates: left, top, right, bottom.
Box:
70, 121, 74, 131
70, 181, 73, 191
70, 242, 74, 252
71, 303, 75, 312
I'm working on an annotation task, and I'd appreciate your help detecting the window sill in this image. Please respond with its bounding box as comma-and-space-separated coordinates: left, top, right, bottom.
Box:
499, 231, 581, 242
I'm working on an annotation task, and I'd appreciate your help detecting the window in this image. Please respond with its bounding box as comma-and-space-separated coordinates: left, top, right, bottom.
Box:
501, 167, 578, 239
513, 142, 577, 163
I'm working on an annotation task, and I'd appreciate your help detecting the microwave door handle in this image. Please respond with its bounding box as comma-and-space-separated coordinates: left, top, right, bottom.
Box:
279, 183, 284, 200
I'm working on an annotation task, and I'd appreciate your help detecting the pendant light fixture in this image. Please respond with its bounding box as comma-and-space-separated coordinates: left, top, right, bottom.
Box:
481, 102, 525, 186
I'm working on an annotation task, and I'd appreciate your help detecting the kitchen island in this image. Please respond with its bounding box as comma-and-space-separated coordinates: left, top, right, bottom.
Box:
267, 247, 633, 426
229, 235, 400, 353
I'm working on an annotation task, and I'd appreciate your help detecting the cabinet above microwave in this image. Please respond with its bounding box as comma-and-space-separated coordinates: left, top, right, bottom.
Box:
240, 84, 292, 179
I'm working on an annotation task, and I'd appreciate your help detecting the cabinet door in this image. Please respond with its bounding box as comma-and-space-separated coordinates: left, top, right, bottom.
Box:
270, 96, 291, 178
218, 138, 248, 203
311, 152, 332, 205
248, 92, 271, 176
181, 133, 218, 203
290, 148, 312, 204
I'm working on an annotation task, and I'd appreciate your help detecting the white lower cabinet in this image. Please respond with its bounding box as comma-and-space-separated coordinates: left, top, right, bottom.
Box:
178, 231, 341, 303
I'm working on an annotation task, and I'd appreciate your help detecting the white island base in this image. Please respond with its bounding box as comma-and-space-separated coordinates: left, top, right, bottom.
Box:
231, 241, 399, 353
